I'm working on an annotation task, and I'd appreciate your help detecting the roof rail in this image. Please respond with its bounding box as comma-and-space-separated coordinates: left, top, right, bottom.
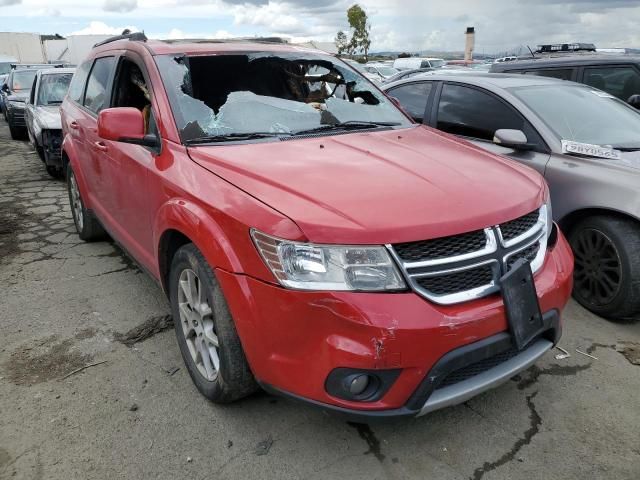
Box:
161, 36, 288, 45
94, 32, 148, 48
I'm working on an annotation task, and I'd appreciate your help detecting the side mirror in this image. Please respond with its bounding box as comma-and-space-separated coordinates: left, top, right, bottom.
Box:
627, 94, 640, 110
493, 129, 533, 150
1, 84, 8, 93
98, 107, 159, 148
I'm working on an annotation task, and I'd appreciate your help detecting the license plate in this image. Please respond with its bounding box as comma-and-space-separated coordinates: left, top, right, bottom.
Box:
500, 259, 544, 351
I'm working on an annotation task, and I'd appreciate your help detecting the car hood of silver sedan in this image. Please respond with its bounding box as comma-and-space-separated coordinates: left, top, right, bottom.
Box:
33, 105, 62, 130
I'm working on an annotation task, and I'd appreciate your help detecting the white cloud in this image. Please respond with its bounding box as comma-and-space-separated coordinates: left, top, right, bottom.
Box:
103, 0, 137, 13
69, 21, 140, 36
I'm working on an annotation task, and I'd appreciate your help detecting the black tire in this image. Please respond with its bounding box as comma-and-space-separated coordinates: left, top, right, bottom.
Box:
36, 146, 45, 162
9, 124, 24, 140
169, 243, 257, 403
568, 215, 640, 321
46, 165, 62, 179
66, 166, 106, 241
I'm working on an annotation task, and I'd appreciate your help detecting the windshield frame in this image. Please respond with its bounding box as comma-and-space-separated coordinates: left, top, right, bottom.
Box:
154, 51, 413, 145
508, 83, 640, 152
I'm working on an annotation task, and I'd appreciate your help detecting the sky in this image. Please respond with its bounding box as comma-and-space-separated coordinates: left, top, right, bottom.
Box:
1, 0, 640, 54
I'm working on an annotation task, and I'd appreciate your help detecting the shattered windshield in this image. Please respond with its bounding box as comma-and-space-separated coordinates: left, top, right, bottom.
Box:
11, 70, 37, 91
37, 73, 73, 105
155, 52, 411, 143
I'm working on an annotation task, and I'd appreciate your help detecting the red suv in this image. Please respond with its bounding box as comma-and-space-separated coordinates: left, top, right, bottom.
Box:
60, 33, 574, 420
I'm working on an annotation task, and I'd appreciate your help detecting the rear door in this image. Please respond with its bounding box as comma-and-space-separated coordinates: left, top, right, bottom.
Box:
80, 55, 117, 221
430, 82, 551, 175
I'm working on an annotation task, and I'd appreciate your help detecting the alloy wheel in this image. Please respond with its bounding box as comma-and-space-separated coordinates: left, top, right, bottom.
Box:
177, 268, 220, 381
69, 171, 84, 232
572, 228, 622, 307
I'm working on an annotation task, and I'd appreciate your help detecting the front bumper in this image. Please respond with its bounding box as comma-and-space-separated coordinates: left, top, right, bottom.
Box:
216, 228, 573, 419
7, 105, 26, 127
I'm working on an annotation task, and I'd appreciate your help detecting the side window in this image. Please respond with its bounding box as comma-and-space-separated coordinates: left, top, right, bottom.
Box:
387, 82, 432, 122
83, 56, 116, 114
583, 66, 640, 101
112, 58, 154, 134
437, 84, 531, 142
67, 60, 92, 104
525, 69, 574, 80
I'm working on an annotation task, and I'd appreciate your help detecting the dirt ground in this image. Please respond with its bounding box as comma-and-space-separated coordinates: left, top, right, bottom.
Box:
1, 119, 639, 480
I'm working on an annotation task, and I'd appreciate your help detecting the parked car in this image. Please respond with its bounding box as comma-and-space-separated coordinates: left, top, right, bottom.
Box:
25, 68, 75, 178
61, 34, 573, 420
489, 55, 640, 106
384, 72, 640, 320
393, 57, 446, 70
363, 63, 399, 80
494, 56, 518, 63
342, 59, 382, 83
1, 66, 42, 139
382, 68, 434, 84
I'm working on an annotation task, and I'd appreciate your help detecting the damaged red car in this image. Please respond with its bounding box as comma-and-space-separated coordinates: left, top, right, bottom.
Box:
60, 33, 573, 420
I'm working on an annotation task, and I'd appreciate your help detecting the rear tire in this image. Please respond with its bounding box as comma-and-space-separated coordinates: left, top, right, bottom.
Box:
568, 215, 640, 321
66, 166, 106, 241
169, 243, 257, 403
46, 165, 62, 179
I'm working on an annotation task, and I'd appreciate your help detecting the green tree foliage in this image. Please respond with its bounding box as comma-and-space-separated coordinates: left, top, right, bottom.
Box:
335, 4, 371, 59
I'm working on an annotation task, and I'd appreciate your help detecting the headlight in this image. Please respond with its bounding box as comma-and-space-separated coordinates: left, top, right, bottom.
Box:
7, 100, 23, 109
251, 229, 406, 291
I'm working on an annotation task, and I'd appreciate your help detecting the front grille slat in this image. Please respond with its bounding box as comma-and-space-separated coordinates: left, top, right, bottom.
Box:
394, 229, 487, 262
391, 208, 544, 304
500, 210, 539, 242
436, 345, 520, 389
416, 265, 494, 296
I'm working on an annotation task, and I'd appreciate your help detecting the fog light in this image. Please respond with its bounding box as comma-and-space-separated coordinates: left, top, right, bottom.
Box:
348, 374, 370, 396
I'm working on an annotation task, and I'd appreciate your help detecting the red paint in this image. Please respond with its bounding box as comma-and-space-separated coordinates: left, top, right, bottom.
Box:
61, 40, 574, 412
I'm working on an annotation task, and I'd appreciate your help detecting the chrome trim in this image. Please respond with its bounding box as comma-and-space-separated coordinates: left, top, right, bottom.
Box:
417, 338, 553, 416
398, 228, 497, 269
409, 260, 501, 306
503, 230, 545, 273
497, 207, 545, 249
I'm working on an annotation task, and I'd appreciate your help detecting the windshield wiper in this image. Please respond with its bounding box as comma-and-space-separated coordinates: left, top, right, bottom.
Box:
611, 146, 640, 152
185, 132, 291, 144
293, 121, 401, 136
47, 101, 63, 105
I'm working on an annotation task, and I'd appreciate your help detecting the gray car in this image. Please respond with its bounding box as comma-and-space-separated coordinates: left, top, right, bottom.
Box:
384, 73, 640, 320
24, 68, 75, 178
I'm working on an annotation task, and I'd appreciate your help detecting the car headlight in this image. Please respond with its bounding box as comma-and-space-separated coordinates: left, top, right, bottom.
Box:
542, 192, 553, 239
7, 100, 23, 109
251, 229, 406, 291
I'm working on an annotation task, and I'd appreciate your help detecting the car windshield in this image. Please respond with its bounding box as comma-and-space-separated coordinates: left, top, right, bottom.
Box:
0, 63, 11, 75
376, 66, 399, 77
511, 84, 640, 149
155, 52, 411, 143
37, 73, 73, 105
11, 70, 37, 91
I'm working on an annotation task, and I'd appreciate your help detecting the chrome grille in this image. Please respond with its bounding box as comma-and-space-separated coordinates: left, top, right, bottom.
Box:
389, 207, 548, 305
394, 230, 487, 262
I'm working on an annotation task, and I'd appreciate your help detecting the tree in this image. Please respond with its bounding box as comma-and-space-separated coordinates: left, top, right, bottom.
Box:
334, 4, 372, 59
335, 30, 349, 55
347, 4, 371, 60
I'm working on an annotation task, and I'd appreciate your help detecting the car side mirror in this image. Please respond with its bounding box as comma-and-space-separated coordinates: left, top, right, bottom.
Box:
493, 129, 534, 150
1, 84, 8, 93
98, 107, 159, 148
627, 94, 640, 110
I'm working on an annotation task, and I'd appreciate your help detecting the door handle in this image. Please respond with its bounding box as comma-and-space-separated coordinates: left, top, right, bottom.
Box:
69, 121, 79, 130
93, 141, 108, 152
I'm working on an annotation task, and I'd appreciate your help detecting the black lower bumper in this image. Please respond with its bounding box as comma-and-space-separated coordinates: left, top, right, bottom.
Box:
259, 309, 561, 422
7, 108, 26, 127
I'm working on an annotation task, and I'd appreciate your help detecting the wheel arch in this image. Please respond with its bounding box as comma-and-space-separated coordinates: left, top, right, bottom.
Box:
559, 207, 640, 235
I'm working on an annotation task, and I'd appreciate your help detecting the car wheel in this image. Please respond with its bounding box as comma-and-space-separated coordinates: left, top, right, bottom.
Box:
36, 145, 45, 162
169, 243, 257, 403
66, 166, 106, 241
46, 165, 62, 179
9, 124, 24, 140
568, 215, 640, 321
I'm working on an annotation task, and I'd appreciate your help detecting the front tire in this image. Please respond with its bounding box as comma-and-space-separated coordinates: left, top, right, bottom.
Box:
169, 244, 257, 403
66, 166, 106, 241
568, 215, 640, 321
9, 124, 25, 140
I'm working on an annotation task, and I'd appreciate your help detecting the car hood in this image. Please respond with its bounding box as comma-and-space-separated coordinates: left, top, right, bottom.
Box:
618, 151, 640, 171
33, 105, 62, 129
7, 91, 28, 102
188, 126, 546, 244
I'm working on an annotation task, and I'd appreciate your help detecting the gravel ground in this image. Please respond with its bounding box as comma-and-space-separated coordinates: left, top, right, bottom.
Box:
1, 119, 639, 480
